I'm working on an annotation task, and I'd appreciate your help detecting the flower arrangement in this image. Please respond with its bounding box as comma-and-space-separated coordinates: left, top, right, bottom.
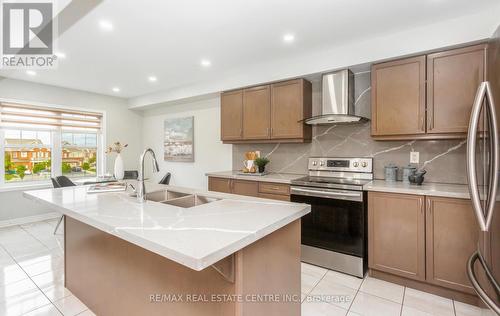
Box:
106, 141, 128, 154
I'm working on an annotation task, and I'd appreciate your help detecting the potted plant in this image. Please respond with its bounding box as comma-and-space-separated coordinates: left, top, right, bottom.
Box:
254, 157, 270, 174
106, 141, 128, 180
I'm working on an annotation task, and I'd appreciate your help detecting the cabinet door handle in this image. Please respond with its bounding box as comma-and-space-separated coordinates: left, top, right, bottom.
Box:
428, 111, 433, 131
420, 115, 425, 132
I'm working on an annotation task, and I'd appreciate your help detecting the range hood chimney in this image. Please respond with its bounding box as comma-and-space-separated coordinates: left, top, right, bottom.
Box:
304, 69, 369, 125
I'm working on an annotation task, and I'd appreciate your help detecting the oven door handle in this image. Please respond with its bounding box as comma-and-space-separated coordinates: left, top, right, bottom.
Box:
291, 187, 362, 201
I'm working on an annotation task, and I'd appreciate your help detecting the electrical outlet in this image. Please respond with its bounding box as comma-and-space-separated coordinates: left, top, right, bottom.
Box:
410, 151, 420, 164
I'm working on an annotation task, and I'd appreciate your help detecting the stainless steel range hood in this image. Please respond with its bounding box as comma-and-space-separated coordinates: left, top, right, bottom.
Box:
304, 69, 369, 125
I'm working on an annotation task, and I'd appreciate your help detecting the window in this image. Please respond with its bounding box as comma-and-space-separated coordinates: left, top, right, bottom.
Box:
61, 132, 98, 178
4, 130, 52, 183
1, 101, 104, 185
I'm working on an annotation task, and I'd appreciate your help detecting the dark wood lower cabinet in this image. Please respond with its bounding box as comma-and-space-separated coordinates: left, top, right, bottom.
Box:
232, 180, 259, 197
368, 192, 426, 281
208, 177, 231, 193
258, 193, 290, 201
208, 177, 290, 201
425, 196, 478, 294
368, 191, 482, 305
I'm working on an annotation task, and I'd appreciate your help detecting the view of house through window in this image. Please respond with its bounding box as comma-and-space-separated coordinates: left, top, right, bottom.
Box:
62, 132, 98, 178
2, 130, 101, 183
4, 130, 52, 182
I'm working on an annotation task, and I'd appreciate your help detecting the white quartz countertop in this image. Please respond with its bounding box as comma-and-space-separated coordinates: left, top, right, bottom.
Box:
205, 171, 305, 184
23, 182, 310, 271
363, 180, 471, 199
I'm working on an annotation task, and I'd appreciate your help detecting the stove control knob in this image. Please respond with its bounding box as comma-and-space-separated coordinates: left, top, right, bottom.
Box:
361, 162, 368, 168
353, 162, 359, 167
319, 161, 325, 166
312, 161, 317, 166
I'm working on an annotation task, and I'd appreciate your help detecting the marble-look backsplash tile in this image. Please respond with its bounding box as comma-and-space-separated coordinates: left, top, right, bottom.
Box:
232, 71, 468, 184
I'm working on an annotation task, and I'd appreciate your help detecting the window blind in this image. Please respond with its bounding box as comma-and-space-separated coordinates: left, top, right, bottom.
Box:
0, 102, 102, 130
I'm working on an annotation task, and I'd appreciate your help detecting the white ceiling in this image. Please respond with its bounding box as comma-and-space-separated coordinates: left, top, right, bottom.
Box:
1, 0, 499, 105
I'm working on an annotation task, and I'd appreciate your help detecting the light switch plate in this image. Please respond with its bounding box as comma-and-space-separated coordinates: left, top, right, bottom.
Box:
410, 151, 420, 164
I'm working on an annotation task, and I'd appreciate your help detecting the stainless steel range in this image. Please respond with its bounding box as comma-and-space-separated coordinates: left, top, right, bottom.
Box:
291, 157, 373, 278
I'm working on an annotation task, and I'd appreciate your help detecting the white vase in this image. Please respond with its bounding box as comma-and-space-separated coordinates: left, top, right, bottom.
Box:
114, 154, 124, 180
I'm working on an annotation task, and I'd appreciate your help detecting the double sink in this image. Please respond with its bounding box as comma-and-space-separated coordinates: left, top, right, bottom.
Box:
144, 189, 220, 208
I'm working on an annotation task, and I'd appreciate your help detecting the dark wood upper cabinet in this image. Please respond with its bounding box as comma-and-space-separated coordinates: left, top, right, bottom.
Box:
371, 56, 426, 137
270, 79, 312, 141
220, 79, 312, 143
425, 196, 479, 294
427, 45, 486, 134
242, 85, 271, 140
372, 44, 487, 140
220, 90, 243, 141
368, 192, 426, 281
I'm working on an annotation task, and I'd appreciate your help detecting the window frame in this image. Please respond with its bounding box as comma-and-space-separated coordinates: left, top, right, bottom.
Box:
0, 98, 106, 188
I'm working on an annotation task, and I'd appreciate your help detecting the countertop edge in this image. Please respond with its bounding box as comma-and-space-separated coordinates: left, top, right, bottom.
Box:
206, 171, 304, 184
23, 190, 311, 271
363, 181, 471, 199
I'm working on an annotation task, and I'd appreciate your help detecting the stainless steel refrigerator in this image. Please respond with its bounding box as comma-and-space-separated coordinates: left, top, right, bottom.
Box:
466, 24, 500, 315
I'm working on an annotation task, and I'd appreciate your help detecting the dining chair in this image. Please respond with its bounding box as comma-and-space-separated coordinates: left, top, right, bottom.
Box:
159, 172, 171, 185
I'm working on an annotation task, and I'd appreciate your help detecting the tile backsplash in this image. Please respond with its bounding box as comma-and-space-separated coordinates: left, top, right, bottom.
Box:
232, 71, 468, 184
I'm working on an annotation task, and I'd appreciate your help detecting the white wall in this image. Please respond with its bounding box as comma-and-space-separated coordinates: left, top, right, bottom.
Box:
142, 96, 232, 189
0, 78, 143, 222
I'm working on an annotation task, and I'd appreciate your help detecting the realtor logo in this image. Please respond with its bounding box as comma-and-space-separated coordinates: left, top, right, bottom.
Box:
3, 2, 53, 54
1, 1, 57, 68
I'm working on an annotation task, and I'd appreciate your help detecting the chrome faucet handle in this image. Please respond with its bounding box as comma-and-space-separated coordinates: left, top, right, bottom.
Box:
128, 183, 136, 192
128, 183, 137, 197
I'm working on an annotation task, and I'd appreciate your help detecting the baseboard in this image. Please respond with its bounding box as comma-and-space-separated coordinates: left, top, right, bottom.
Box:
0, 212, 60, 228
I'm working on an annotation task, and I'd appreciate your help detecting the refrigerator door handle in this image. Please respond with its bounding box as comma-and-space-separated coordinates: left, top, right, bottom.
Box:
467, 82, 489, 231
484, 82, 499, 231
467, 251, 500, 314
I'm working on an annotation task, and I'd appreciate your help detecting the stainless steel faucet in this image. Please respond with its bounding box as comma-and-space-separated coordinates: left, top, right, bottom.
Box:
137, 148, 160, 202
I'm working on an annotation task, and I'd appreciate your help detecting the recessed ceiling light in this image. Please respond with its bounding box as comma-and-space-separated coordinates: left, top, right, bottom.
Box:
99, 20, 113, 31
148, 76, 157, 82
26, 70, 37, 76
283, 33, 295, 43
55, 52, 66, 59
112, 87, 120, 93
200, 59, 211, 67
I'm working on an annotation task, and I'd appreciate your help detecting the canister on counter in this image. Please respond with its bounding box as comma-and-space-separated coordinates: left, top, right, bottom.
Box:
384, 164, 398, 182
402, 165, 417, 184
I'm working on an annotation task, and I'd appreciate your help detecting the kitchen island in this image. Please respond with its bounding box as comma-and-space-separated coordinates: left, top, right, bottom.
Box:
24, 182, 310, 316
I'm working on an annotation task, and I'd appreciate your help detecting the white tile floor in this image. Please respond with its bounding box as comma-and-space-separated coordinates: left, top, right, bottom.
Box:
0, 219, 488, 316
300, 263, 489, 316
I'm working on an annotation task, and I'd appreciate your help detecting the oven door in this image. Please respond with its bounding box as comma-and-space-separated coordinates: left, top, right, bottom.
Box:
291, 186, 365, 258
